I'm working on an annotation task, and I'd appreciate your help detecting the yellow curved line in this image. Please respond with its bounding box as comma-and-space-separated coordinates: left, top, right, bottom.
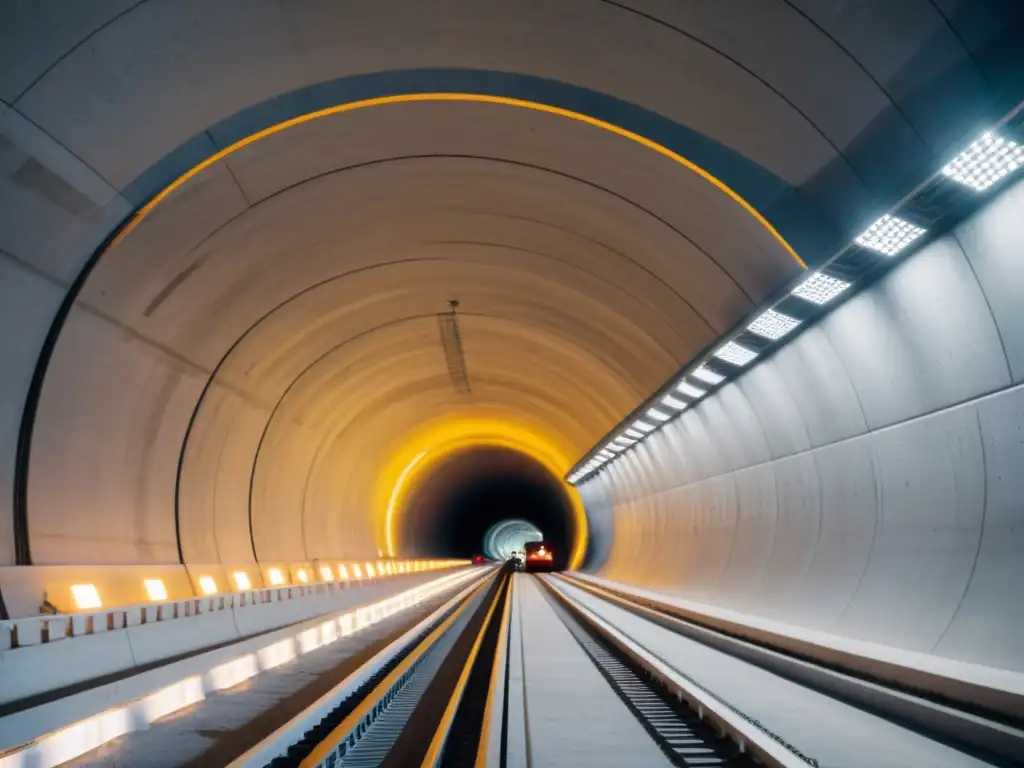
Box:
111, 92, 806, 268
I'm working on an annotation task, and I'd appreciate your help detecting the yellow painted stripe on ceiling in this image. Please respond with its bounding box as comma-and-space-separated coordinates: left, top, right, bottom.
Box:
111, 92, 806, 269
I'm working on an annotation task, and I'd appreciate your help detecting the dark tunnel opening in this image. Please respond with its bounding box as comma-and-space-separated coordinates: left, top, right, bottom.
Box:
401, 447, 574, 569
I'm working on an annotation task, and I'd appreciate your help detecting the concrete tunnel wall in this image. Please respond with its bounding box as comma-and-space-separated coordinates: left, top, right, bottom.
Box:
581, 176, 1024, 673
0, 0, 1021, 639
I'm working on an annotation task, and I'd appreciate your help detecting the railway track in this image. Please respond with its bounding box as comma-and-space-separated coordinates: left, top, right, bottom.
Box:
238, 569, 1019, 768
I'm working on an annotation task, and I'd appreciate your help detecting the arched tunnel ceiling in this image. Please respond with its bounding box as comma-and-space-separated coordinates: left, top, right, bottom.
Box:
1, 0, 1021, 567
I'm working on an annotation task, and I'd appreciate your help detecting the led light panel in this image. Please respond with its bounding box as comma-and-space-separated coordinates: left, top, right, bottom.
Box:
632, 419, 656, 433
943, 132, 1023, 192
625, 428, 644, 439
233, 572, 252, 590
855, 214, 926, 256
676, 381, 707, 399
714, 341, 757, 367
691, 365, 725, 385
144, 579, 168, 601
71, 584, 102, 610
647, 407, 671, 422
747, 308, 800, 340
791, 272, 851, 305
661, 393, 687, 410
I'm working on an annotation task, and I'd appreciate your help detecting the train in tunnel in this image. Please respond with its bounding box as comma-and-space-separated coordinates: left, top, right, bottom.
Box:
523, 540, 557, 572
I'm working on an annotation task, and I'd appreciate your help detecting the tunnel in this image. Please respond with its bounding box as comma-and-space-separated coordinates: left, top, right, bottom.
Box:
401, 446, 573, 568
1, 3, 1024, 765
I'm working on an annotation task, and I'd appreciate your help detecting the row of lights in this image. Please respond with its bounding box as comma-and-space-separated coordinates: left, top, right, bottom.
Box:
568, 129, 1023, 484
68, 559, 466, 611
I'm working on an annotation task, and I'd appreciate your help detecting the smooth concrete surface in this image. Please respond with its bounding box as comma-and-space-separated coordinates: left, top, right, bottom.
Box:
585, 177, 1024, 676
0, 571, 458, 709
0, 570, 479, 759
512, 574, 672, 768
554, 579, 999, 768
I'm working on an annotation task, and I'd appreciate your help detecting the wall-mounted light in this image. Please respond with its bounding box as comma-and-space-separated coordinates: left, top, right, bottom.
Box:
267, 568, 286, 586
646, 407, 671, 422
233, 572, 252, 591
320, 565, 334, 582
296, 569, 309, 583
144, 579, 168, 601
71, 584, 102, 610
338, 564, 349, 580
676, 381, 707, 399
691, 365, 724, 385
199, 576, 218, 595
747, 308, 800, 340
791, 272, 850, 305
713, 341, 757, 367
855, 214, 926, 256
942, 132, 1023, 192
353, 563, 363, 578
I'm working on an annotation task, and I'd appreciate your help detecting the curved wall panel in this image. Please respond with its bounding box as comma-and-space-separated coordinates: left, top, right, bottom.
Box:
587, 178, 1024, 671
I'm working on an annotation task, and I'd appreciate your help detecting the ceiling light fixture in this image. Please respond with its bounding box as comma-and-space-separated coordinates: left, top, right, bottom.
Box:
942, 132, 1023, 192
676, 381, 707, 399
747, 308, 800, 340
791, 272, 851, 305
855, 214, 926, 256
691, 365, 725, 385
714, 341, 757, 367
647, 407, 671, 422
661, 393, 687, 410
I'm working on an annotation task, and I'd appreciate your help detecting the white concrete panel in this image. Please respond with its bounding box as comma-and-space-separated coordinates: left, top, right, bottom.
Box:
755, 453, 821, 618
28, 308, 203, 564
250, 415, 320, 563
0, 257, 64, 565
934, 385, 1024, 670
824, 236, 1010, 429
835, 406, 985, 651
79, 162, 248, 326
782, 436, 878, 630
771, 325, 869, 447
15, 0, 307, 189
954, 177, 1024, 382
715, 464, 778, 609
680, 476, 739, 601
629, 0, 891, 151
738, 360, 813, 459
0, 0, 138, 102
696, 384, 771, 475
177, 390, 268, 565
664, 414, 717, 486
0, 106, 130, 281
